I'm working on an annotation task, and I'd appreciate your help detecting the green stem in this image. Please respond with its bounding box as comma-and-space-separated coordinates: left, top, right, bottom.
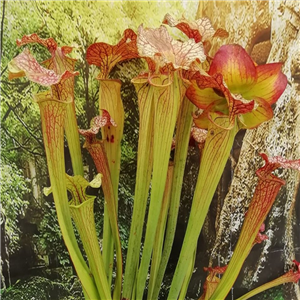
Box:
36, 94, 99, 300
123, 77, 155, 300
65, 102, 84, 176
210, 173, 285, 300
147, 165, 174, 300
69, 196, 112, 300
167, 115, 238, 300
136, 71, 188, 299
99, 79, 124, 201
102, 212, 113, 284
48, 53, 83, 176
98, 79, 124, 286
152, 97, 194, 300
84, 140, 123, 300
236, 275, 297, 300
178, 248, 196, 300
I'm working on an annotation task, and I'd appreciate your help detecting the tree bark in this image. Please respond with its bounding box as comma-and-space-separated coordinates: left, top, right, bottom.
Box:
190, 1, 300, 299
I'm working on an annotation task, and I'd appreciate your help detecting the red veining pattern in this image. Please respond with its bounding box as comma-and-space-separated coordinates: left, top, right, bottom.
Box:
45, 103, 62, 151
36, 97, 66, 185
244, 63, 287, 105
42, 47, 78, 102
86, 29, 139, 79
199, 265, 228, 300
12, 34, 79, 103
268, 155, 300, 171
17, 33, 58, 52
209, 44, 257, 90
162, 13, 228, 54
78, 110, 117, 139
65, 175, 88, 205
137, 24, 205, 72
238, 153, 300, 257
162, 15, 202, 43
186, 44, 286, 130
10, 49, 67, 86
191, 72, 254, 128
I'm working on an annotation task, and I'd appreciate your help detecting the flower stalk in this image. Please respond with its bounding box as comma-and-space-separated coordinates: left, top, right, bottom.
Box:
36, 94, 99, 300
79, 114, 123, 300
15, 34, 84, 176
147, 164, 174, 300
151, 96, 195, 300
136, 71, 188, 299
123, 76, 155, 300
66, 174, 112, 300
236, 260, 300, 300
167, 114, 238, 300
210, 154, 300, 300
98, 79, 124, 286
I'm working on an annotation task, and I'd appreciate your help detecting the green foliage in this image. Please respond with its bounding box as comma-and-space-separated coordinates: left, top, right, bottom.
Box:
37, 195, 106, 267
0, 275, 83, 300
257, 286, 284, 300
0, 163, 29, 253
37, 201, 73, 267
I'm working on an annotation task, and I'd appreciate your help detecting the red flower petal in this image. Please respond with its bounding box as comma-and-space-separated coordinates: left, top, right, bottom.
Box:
86, 29, 139, 79
209, 44, 257, 94
242, 63, 287, 104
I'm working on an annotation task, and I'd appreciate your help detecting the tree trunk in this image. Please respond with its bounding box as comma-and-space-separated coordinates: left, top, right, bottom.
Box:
189, 1, 300, 299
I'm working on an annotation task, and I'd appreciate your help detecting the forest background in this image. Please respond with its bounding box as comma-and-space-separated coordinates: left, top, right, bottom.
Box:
1, 1, 299, 300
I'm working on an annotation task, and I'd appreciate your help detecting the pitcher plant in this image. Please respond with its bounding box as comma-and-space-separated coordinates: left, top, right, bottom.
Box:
8, 10, 300, 300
